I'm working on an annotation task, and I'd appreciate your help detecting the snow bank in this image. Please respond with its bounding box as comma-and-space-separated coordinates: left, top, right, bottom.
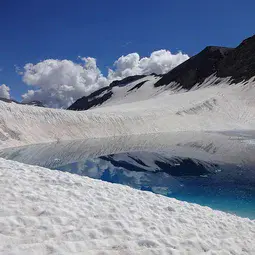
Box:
0, 157, 254, 255
1, 78, 255, 149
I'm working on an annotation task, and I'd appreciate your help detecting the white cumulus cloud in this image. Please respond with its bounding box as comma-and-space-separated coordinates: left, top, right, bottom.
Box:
21, 50, 189, 108
22, 58, 108, 108
0, 84, 11, 99
108, 50, 189, 81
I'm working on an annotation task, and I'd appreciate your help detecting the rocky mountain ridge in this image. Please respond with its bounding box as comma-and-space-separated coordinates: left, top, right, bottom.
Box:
68, 35, 255, 111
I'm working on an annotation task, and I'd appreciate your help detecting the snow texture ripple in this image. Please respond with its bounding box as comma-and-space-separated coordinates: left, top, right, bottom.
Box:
0, 158, 254, 255
1, 77, 255, 149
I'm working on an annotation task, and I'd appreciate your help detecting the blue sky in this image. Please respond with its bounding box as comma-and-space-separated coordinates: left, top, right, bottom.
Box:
0, 0, 254, 101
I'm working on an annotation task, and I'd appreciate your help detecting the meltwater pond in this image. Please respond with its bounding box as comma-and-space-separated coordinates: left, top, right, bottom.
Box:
1, 131, 255, 219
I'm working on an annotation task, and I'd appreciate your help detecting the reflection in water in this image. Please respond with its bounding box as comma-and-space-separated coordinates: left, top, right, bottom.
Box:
56, 152, 255, 219
0, 131, 255, 219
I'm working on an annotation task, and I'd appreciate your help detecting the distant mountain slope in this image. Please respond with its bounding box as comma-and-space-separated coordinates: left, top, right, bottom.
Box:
68, 75, 162, 110
0, 97, 19, 104
68, 75, 146, 111
68, 35, 255, 111
0, 97, 44, 107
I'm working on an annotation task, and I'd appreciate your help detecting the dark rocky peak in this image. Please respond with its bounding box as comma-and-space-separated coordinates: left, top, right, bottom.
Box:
0, 97, 19, 104
217, 34, 255, 83
155, 34, 255, 89
109, 74, 146, 88
68, 87, 113, 111
154, 46, 234, 89
204, 46, 233, 56
150, 72, 163, 77
238, 35, 255, 48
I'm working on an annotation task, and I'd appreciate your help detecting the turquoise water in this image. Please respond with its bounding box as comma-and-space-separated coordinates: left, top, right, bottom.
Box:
1, 131, 255, 219
56, 156, 255, 219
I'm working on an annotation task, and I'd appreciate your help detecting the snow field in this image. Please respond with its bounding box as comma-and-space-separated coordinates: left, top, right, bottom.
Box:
0, 158, 254, 255
1, 78, 255, 149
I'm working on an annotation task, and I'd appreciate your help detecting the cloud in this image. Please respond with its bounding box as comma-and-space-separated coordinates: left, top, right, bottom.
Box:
21, 50, 189, 108
0, 84, 11, 99
108, 50, 189, 81
22, 58, 108, 108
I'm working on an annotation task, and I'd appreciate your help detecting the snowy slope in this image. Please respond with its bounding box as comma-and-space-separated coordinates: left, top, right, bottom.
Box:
68, 75, 168, 110
1, 77, 255, 149
0, 157, 254, 255
98, 75, 163, 107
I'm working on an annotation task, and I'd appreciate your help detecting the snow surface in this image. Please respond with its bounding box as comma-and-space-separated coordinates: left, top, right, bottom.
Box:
0, 157, 254, 255
97, 75, 163, 107
1, 77, 255, 149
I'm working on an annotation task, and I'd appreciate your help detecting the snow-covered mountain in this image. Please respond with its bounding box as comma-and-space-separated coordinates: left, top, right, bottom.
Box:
68, 35, 255, 111
0, 97, 44, 107
68, 74, 163, 110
